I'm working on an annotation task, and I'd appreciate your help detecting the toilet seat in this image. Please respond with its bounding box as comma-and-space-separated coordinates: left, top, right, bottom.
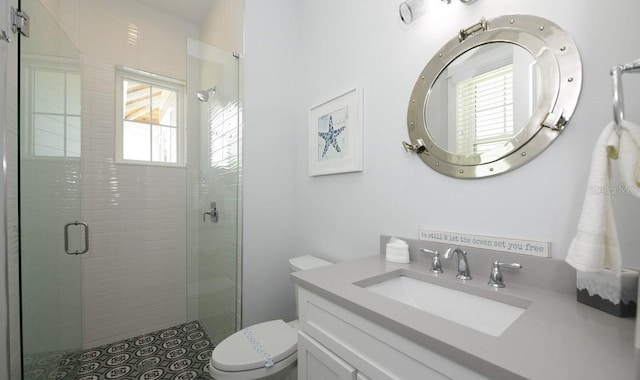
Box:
209, 320, 298, 379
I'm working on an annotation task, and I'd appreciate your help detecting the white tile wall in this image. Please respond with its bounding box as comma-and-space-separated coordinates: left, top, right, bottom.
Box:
40, 0, 198, 348
80, 59, 189, 345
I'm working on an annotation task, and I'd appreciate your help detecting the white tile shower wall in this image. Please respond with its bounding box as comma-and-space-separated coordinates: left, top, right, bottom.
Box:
80, 62, 189, 348
35, 0, 200, 348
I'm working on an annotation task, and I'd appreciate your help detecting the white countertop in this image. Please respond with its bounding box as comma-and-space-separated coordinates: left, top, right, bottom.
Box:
291, 255, 636, 380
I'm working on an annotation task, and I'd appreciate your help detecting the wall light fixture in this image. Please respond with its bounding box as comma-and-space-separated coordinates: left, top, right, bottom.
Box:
399, 0, 427, 25
442, 0, 479, 4
401, 0, 479, 25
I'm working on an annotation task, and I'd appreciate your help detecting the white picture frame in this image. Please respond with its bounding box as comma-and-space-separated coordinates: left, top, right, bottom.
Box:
309, 88, 363, 176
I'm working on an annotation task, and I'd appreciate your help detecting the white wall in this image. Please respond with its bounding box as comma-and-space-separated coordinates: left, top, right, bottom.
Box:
200, 0, 244, 54
243, 0, 640, 324
243, 0, 301, 326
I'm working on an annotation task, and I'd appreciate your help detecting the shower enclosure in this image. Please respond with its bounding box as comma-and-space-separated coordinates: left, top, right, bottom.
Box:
17, 0, 241, 378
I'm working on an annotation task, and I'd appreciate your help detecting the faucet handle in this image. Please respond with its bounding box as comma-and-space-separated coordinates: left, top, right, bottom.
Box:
488, 261, 522, 288
419, 248, 443, 274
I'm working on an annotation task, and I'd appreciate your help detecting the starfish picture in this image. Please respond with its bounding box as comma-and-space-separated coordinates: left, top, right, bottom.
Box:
318, 115, 346, 158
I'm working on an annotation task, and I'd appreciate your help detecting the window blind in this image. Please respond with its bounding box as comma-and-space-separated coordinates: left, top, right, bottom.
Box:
456, 64, 514, 154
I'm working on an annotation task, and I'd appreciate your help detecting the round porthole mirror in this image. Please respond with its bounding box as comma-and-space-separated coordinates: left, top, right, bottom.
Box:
404, 15, 582, 178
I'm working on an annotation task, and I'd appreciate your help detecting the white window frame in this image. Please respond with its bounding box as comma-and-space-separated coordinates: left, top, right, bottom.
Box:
22, 55, 82, 160
115, 66, 186, 167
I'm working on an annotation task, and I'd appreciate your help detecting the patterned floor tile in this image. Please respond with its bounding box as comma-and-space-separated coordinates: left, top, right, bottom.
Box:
24, 320, 213, 380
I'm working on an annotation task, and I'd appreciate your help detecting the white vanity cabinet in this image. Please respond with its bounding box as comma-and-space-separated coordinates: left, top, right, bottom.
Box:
298, 332, 360, 380
296, 288, 489, 380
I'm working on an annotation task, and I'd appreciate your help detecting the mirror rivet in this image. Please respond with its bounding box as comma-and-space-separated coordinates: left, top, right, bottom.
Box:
489, 167, 494, 172
568, 77, 574, 82
521, 152, 527, 157
435, 162, 439, 166
459, 170, 464, 174
539, 26, 544, 31
410, 121, 414, 125
421, 76, 425, 80
560, 46, 566, 51
439, 53, 443, 57
412, 99, 416, 103
509, 19, 514, 24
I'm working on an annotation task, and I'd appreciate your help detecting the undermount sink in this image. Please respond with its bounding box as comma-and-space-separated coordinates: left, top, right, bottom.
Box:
357, 271, 530, 337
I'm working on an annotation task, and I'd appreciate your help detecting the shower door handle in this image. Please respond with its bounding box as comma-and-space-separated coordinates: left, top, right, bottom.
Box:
64, 221, 89, 255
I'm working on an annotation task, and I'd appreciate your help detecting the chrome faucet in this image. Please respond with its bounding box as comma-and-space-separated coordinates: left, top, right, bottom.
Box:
444, 247, 472, 280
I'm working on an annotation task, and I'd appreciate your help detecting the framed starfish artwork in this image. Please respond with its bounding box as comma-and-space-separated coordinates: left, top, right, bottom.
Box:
309, 88, 363, 176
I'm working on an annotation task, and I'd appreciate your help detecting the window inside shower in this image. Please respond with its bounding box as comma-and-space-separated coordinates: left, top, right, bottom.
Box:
115, 67, 185, 166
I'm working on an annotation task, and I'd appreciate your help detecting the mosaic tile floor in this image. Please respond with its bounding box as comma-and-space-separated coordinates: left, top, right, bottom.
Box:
24, 320, 213, 380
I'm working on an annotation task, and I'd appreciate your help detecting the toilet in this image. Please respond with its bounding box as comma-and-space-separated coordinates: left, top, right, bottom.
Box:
209, 255, 332, 380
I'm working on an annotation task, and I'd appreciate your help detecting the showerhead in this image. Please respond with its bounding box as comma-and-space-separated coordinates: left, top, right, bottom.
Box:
196, 87, 216, 102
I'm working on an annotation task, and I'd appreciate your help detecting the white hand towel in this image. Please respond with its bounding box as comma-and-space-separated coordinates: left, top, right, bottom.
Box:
566, 122, 622, 275
618, 120, 640, 196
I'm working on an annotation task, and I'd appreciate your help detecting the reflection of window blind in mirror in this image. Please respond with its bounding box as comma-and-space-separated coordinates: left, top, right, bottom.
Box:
456, 64, 514, 154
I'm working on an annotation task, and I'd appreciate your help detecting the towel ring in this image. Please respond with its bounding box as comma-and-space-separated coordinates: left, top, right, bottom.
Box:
611, 58, 640, 134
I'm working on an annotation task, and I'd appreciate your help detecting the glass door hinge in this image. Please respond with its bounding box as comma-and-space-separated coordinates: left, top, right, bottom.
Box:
11, 7, 29, 38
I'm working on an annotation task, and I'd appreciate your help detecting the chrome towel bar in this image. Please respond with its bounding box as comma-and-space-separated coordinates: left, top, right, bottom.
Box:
611, 58, 640, 133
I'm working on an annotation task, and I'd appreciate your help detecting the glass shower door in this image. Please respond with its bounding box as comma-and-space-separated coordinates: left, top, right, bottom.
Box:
19, 0, 84, 378
187, 39, 241, 345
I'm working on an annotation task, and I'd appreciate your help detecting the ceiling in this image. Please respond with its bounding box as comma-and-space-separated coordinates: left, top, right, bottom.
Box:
135, 0, 212, 25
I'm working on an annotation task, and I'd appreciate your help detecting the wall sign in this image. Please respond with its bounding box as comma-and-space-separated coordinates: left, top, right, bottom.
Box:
419, 229, 550, 258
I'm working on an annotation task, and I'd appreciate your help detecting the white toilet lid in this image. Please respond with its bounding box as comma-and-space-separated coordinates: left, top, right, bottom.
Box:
211, 320, 297, 372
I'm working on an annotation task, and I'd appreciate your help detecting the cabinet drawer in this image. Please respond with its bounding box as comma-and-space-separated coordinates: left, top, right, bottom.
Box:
298, 331, 357, 380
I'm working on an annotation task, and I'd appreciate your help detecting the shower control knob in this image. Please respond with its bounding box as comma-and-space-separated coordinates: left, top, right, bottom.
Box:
203, 202, 218, 223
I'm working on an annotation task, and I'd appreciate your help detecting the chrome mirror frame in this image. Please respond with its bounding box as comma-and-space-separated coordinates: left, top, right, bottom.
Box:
404, 15, 582, 178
